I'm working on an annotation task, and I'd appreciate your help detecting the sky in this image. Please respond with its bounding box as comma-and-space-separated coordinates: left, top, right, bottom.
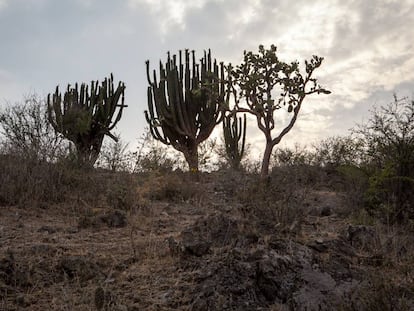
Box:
1, 0, 414, 159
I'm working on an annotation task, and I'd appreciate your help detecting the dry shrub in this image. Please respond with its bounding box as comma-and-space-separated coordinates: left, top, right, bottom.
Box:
0, 154, 69, 207
138, 172, 202, 203
104, 171, 140, 211
0, 152, 141, 211
238, 171, 309, 234
341, 274, 414, 311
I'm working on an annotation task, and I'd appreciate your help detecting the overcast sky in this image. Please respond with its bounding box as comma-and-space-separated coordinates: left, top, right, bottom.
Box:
1, 0, 414, 158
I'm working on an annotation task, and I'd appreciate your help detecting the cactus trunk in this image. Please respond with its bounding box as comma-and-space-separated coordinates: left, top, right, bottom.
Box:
183, 144, 199, 173
223, 113, 246, 170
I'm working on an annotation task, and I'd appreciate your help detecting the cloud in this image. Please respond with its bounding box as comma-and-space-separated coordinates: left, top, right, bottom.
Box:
0, 0, 8, 10
127, 0, 210, 36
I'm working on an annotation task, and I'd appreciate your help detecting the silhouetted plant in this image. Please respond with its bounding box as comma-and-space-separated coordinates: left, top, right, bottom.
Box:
97, 134, 132, 172
222, 113, 246, 170
273, 144, 313, 167
312, 136, 364, 168
229, 44, 330, 179
0, 93, 65, 161
145, 49, 228, 173
354, 95, 414, 223
47, 74, 126, 167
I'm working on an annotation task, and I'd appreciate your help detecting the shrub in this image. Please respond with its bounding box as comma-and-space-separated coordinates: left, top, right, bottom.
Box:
312, 136, 364, 168
96, 134, 133, 172
133, 129, 184, 173
238, 170, 310, 234
0, 93, 67, 162
138, 172, 202, 203
354, 95, 414, 223
272, 144, 314, 167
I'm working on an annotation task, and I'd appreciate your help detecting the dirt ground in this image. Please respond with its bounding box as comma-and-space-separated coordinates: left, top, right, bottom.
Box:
1, 171, 413, 310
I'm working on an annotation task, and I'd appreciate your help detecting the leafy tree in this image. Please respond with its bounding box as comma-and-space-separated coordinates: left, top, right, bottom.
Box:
229, 44, 330, 179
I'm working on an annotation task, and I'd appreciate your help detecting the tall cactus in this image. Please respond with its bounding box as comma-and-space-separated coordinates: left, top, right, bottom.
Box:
47, 74, 126, 166
223, 113, 247, 170
145, 49, 228, 172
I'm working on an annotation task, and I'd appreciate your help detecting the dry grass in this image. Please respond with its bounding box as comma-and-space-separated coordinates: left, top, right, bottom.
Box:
1, 163, 414, 310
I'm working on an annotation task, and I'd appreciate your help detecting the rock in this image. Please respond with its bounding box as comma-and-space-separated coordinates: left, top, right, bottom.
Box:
15, 294, 30, 307
178, 214, 244, 257
256, 252, 298, 303
292, 268, 337, 310
180, 230, 364, 311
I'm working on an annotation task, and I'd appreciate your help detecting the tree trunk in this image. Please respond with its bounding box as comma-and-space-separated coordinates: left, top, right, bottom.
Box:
260, 142, 274, 180
184, 145, 199, 173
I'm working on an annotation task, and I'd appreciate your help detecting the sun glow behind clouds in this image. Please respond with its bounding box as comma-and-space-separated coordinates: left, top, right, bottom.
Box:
127, 0, 209, 35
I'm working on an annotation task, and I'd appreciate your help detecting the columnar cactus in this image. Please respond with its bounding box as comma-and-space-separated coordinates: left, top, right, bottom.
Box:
47, 74, 126, 166
145, 49, 228, 172
223, 113, 246, 170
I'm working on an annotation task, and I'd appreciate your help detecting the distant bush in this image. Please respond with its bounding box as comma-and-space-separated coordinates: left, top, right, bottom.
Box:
272, 144, 314, 167
0, 153, 139, 210
133, 129, 185, 173
96, 134, 133, 172
138, 171, 203, 203
312, 136, 364, 167
354, 95, 414, 223
0, 94, 67, 161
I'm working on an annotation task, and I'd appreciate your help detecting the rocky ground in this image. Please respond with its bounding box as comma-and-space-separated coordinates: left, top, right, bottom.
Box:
1, 170, 413, 310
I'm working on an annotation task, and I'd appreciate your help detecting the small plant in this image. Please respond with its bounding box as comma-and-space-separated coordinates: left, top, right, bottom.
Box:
238, 172, 308, 234
97, 134, 133, 172
139, 172, 202, 203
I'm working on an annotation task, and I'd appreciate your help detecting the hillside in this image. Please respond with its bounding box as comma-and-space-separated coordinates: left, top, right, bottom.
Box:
1, 167, 413, 311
